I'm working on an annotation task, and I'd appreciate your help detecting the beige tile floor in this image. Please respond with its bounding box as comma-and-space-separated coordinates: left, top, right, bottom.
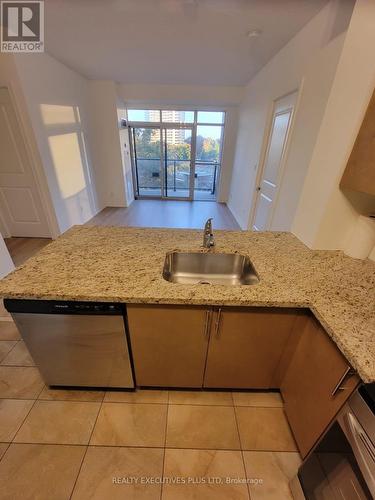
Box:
0, 317, 301, 499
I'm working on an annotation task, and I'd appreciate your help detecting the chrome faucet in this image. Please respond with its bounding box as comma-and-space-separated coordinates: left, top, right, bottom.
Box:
203, 218, 215, 248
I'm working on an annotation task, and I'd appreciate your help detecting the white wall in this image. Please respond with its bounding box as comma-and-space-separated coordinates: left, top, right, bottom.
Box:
228, 0, 349, 229
87, 81, 128, 209
117, 83, 244, 202
117, 83, 244, 108
293, 0, 375, 250
271, 34, 345, 230
218, 108, 239, 202
0, 235, 14, 278
12, 53, 99, 234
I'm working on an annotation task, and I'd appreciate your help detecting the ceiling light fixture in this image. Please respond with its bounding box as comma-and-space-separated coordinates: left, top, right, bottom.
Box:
247, 29, 262, 38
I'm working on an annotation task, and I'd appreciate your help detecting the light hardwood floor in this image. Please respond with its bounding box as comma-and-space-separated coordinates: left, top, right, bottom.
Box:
4, 201, 239, 268
86, 200, 240, 230
4, 237, 52, 267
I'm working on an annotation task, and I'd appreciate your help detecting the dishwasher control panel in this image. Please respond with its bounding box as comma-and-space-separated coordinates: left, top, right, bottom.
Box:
4, 299, 124, 315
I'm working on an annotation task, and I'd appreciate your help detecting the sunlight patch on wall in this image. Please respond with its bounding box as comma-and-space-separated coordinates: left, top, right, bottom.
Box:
40, 104, 79, 126
48, 132, 87, 198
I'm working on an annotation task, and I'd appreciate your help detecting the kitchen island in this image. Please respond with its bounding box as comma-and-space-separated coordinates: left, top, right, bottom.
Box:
0, 225, 373, 383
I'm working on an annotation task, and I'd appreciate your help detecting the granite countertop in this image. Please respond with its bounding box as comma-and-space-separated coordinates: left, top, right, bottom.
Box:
0, 226, 374, 382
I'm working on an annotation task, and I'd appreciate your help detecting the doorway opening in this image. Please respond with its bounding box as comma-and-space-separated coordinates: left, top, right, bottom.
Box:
128, 109, 225, 201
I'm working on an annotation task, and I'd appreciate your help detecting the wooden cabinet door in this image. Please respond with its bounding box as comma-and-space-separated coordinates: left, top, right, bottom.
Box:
127, 304, 210, 388
203, 307, 297, 389
281, 315, 360, 458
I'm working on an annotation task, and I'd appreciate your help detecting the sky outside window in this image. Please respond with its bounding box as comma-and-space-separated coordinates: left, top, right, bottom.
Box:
127, 109, 225, 126
197, 111, 224, 124
127, 109, 160, 121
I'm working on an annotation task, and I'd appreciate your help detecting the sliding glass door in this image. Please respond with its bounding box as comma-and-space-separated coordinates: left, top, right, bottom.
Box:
163, 127, 192, 199
194, 112, 224, 201
131, 127, 162, 197
128, 109, 224, 201
130, 125, 193, 199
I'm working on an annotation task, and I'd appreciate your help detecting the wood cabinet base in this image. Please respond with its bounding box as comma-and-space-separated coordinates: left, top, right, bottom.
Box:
127, 304, 210, 388
281, 315, 360, 458
203, 307, 298, 389
126, 303, 360, 459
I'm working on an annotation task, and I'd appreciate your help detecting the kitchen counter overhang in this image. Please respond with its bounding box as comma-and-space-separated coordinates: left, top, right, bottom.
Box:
0, 226, 374, 382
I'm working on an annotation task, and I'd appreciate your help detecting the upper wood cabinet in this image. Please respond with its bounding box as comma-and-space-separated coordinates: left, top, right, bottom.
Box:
126, 304, 210, 388
203, 307, 298, 389
340, 89, 375, 195
281, 314, 360, 458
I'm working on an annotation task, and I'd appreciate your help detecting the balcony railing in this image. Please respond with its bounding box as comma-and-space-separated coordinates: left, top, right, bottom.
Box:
135, 158, 219, 194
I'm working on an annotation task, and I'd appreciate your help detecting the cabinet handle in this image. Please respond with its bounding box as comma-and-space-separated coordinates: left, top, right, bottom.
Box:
331, 366, 355, 397
215, 308, 222, 337
204, 310, 212, 338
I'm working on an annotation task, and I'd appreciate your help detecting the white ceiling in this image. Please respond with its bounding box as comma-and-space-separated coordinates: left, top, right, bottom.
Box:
45, 0, 329, 86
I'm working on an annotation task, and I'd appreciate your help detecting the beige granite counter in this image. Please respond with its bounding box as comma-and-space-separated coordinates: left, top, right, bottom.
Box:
0, 226, 374, 382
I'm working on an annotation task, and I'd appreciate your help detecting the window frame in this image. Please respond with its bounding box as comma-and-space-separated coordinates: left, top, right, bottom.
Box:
126, 108, 226, 201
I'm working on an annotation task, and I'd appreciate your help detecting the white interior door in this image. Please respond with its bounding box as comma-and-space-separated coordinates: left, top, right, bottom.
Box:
252, 92, 297, 231
0, 88, 51, 237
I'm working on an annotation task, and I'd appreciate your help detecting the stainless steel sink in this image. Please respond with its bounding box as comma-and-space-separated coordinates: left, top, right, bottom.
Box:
162, 252, 259, 285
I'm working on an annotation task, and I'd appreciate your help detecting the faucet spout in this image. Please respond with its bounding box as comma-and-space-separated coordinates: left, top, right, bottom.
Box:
203, 218, 215, 248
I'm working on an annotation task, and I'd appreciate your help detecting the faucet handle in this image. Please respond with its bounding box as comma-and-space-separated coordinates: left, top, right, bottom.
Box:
205, 218, 213, 230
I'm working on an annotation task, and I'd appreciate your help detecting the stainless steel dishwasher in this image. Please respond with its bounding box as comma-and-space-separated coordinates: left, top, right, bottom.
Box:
4, 299, 135, 388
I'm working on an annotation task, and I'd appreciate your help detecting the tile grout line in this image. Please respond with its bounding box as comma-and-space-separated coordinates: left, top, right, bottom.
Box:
0, 442, 10, 465
68, 390, 105, 500
0, 339, 35, 368
10, 384, 45, 445
233, 405, 252, 500
160, 390, 170, 500
3, 440, 99, 448
0, 398, 260, 406
37, 398, 104, 403
234, 405, 284, 409
0, 439, 299, 452
1, 363, 35, 368
158, 401, 236, 408
231, 390, 255, 499
68, 445, 89, 500
0, 340, 19, 365
96, 399, 169, 405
